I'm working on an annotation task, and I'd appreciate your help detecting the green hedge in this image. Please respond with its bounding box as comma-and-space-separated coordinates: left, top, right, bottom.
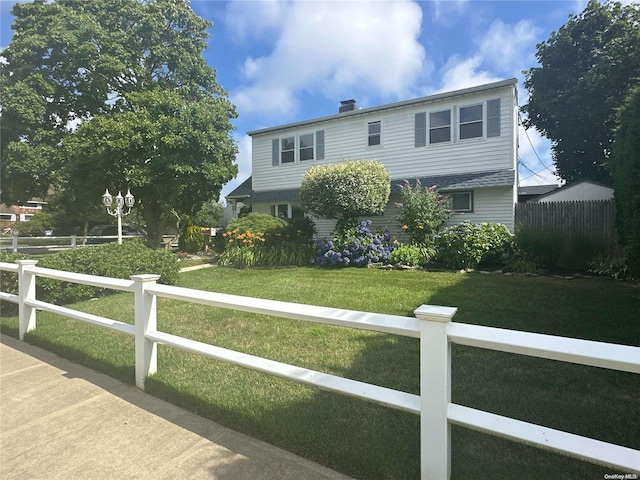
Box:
0, 239, 178, 308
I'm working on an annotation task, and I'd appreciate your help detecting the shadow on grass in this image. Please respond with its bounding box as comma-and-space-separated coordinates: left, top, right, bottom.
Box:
2, 272, 638, 479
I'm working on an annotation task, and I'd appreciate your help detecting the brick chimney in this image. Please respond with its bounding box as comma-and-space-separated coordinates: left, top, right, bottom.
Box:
339, 99, 357, 113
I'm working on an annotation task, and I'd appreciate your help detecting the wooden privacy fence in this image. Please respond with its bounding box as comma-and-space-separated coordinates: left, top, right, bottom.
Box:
515, 199, 618, 249
1, 259, 639, 478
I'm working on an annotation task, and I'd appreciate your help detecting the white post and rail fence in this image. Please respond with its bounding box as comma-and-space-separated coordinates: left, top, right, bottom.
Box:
1, 259, 638, 478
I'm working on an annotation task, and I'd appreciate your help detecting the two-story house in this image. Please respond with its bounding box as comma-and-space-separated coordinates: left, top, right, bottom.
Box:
228, 78, 519, 238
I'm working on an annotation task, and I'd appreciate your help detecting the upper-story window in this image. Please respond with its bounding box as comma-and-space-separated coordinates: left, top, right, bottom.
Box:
272, 130, 325, 166
430, 110, 451, 144
281, 137, 295, 163
368, 121, 381, 146
459, 104, 483, 140
299, 133, 314, 161
414, 98, 501, 147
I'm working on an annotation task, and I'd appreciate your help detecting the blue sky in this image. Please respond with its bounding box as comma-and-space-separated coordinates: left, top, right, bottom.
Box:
0, 0, 616, 197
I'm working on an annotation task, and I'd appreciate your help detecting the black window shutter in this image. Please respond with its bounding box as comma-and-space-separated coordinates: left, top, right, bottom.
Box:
272, 139, 279, 166
415, 113, 426, 147
316, 130, 324, 160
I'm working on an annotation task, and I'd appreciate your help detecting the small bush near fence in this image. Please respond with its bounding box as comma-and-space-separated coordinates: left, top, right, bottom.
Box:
435, 222, 514, 270
0, 239, 178, 311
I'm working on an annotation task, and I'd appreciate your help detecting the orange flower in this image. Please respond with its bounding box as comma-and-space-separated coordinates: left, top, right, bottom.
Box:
401, 225, 408, 230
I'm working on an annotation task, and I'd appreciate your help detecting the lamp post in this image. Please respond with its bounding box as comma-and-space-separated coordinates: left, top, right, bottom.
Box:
102, 189, 135, 244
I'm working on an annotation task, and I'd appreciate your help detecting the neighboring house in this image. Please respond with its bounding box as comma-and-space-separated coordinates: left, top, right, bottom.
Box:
533, 180, 614, 203
225, 176, 252, 222
518, 184, 560, 203
227, 78, 519, 237
0, 200, 46, 230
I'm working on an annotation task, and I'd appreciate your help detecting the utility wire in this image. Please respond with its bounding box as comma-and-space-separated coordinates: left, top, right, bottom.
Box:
518, 112, 556, 175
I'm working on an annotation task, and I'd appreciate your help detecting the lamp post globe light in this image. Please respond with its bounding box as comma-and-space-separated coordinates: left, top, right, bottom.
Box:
102, 188, 135, 244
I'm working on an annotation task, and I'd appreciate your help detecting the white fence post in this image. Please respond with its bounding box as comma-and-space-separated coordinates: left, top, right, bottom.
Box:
71, 235, 77, 249
414, 304, 458, 480
132, 274, 161, 390
17, 260, 39, 340
12, 235, 18, 253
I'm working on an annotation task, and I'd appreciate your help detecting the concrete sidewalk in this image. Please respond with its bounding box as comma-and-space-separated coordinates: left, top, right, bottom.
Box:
0, 336, 354, 480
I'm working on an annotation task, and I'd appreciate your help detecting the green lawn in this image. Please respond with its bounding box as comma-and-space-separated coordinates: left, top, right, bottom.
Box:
1, 267, 638, 479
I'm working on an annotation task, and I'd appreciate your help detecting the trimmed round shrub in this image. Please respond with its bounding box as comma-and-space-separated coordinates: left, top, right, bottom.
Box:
436, 222, 513, 270
300, 160, 390, 221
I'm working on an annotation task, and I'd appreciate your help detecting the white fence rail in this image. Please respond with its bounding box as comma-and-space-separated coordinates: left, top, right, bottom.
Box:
0, 235, 178, 252
1, 259, 638, 478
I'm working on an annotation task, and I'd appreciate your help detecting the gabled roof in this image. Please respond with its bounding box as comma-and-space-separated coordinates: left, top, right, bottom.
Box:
518, 184, 559, 196
243, 169, 515, 204
225, 177, 252, 199
247, 78, 517, 136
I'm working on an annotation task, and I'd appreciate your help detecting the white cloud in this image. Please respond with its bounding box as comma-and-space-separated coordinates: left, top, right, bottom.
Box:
437, 17, 540, 93
437, 54, 501, 92
224, 0, 285, 40
430, 0, 469, 25
228, 0, 428, 118
479, 19, 540, 74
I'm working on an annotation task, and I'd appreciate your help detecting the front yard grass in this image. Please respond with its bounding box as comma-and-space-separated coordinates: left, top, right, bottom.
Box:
1, 267, 638, 479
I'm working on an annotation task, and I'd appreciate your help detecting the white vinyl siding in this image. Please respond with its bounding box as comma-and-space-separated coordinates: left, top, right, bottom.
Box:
297, 187, 514, 239
251, 84, 516, 206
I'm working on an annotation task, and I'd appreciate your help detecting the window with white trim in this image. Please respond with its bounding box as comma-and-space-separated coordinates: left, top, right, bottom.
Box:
459, 104, 483, 140
368, 121, 381, 146
299, 133, 314, 161
272, 130, 324, 166
415, 98, 502, 147
429, 109, 451, 144
448, 191, 474, 212
270, 203, 304, 219
281, 137, 295, 164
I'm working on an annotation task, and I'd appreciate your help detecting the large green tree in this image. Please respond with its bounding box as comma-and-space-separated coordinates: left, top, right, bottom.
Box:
0, 0, 238, 247
610, 86, 640, 275
522, 0, 640, 184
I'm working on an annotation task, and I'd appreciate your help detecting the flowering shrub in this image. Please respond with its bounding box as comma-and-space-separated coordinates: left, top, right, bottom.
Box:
312, 220, 395, 267
436, 222, 514, 269
396, 179, 452, 245
220, 213, 316, 268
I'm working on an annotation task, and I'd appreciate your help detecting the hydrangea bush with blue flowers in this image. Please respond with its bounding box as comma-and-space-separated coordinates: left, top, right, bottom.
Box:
311, 220, 395, 267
